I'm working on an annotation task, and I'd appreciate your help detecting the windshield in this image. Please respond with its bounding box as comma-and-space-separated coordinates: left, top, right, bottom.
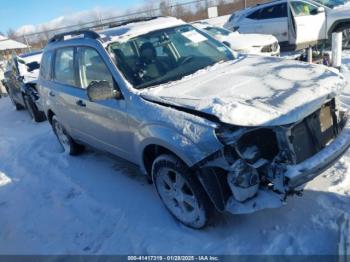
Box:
312, 0, 346, 8
204, 26, 232, 37
108, 25, 234, 89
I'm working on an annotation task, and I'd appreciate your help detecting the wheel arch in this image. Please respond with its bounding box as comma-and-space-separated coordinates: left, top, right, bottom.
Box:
141, 143, 195, 179
328, 19, 350, 37
47, 109, 55, 124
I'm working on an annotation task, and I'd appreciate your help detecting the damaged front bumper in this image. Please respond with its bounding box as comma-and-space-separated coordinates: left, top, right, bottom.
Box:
198, 105, 350, 215
226, 116, 350, 214
285, 117, 350, 188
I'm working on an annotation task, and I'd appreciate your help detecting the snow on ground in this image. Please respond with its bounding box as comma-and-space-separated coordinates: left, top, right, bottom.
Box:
1, 55, 350, 256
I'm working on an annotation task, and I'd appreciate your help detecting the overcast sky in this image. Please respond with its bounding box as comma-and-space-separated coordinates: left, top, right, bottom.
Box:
0, 0, 142, 34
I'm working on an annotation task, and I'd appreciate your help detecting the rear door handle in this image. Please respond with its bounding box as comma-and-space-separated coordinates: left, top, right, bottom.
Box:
76, 100, 86, 107
49, 91, 55, 97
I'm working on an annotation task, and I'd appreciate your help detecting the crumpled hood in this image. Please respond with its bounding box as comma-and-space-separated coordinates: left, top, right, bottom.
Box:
141, 56, 347, 127
221, 32, 277, 50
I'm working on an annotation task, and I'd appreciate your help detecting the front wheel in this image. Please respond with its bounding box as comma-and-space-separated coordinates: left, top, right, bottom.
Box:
152, 154, 213, 229
51, 115, 85, 155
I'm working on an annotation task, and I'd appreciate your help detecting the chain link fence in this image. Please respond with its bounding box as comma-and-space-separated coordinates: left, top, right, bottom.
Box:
9, 0, 269, 52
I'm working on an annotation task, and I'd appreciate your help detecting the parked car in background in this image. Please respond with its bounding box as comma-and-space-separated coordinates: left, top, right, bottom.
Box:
224, 0, 350, 50
39, 17, 350, 229
3, 51, 46, 122
193, 22, 280, 56
0, 61, 7, 97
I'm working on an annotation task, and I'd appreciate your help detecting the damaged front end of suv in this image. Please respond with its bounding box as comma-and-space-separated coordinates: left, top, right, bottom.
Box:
195, 98, 350, 214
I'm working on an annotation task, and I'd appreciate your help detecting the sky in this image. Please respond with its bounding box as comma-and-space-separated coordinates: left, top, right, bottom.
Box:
0, 0, 142, 34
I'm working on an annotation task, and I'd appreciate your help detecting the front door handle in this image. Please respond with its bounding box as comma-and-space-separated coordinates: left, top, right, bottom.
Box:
76, 100, 86, 107
49, 91, 55, 97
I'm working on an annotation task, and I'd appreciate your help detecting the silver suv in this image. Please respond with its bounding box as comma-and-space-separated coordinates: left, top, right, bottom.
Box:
38, 17, 350, 228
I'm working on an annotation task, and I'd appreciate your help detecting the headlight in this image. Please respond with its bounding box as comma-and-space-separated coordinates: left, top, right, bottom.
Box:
215, 125, 244, 146
216, 126, 279, 164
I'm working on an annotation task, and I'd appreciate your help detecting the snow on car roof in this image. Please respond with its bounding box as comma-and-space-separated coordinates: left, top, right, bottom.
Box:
101, 17, 186, 43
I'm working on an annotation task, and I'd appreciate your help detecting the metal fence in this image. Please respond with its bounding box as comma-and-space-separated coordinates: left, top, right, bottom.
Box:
9, 0, 268, 51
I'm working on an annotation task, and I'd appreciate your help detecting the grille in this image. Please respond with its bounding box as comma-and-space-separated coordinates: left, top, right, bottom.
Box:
290, 101, 337, 164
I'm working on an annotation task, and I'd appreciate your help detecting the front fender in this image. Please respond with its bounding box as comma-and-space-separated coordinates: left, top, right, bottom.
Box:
327, 19, 350, 37
136, 124, 223, 173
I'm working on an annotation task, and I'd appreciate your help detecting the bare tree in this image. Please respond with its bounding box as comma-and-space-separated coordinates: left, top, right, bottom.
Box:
7, 28, 16, 40
143, 0, 157, 17
159, 0, 172, 16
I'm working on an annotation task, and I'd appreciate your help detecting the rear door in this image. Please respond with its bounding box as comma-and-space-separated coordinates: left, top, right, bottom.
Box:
289, 0, 327, 45
239, 3, 289, 43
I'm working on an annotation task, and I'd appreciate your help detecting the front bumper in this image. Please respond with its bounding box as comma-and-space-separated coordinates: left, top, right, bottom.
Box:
225, 113, 350, 215
285, 116, 350, 188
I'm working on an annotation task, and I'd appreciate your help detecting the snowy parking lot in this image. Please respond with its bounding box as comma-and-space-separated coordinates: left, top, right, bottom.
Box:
1, 52, 350, 255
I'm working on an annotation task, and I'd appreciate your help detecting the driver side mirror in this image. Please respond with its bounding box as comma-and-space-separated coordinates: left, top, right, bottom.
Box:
312, 6, 325, 15
87, 80, 121, 102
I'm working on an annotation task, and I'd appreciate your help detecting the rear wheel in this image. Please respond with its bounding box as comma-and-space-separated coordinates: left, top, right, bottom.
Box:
51, 115, 85, 155
9, 94, 24, 110
152, 154, 213, 229
23, 94, 46, 122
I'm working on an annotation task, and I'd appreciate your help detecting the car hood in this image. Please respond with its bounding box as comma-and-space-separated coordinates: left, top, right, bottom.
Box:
141, 56, 346, 127
219, 32, 277, 50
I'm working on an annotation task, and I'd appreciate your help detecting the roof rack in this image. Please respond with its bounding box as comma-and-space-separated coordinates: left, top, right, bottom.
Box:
48, 30, 100, 43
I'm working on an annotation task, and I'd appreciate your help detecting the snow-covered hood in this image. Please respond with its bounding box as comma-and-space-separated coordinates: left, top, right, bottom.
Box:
141, 56, 346, 127
221, 32, 277, 50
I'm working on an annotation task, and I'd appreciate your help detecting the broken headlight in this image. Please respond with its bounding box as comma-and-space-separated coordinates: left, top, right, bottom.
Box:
215, 125, 245, 146
216, 126, 279, 165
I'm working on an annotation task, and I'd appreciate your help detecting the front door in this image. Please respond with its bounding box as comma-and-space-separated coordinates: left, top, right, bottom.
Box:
289, 0, 327, 45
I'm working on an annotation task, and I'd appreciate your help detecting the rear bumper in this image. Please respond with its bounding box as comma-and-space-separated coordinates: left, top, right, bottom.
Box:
285, 116, 350, 189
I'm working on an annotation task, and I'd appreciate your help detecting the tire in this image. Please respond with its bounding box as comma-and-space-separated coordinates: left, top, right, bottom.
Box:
23, 94, 46, 123
152, 154, 213, 229
9, 94, 24, 110
51, 115, 85, 155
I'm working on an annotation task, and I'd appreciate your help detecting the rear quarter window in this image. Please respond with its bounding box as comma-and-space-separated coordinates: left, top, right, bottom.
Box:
40, 51, 53, 80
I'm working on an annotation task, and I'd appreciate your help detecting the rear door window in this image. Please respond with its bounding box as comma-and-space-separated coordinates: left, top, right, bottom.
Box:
40, 51, 53, 80
54, 47, 76, 86
248, 3, 288, 20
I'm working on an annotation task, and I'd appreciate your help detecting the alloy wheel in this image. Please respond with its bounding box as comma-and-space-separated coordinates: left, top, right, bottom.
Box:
155, 167, 205, 227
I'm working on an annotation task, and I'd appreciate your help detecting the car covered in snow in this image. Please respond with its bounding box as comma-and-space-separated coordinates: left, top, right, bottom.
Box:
38, 17, 350, 228
0, 61, 7, 97
3, 51, 46, 122
224, 0, 350, 50
192, 22, 280, 56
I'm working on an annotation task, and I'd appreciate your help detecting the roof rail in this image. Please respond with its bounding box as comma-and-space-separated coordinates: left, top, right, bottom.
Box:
48, 30, 100, 43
